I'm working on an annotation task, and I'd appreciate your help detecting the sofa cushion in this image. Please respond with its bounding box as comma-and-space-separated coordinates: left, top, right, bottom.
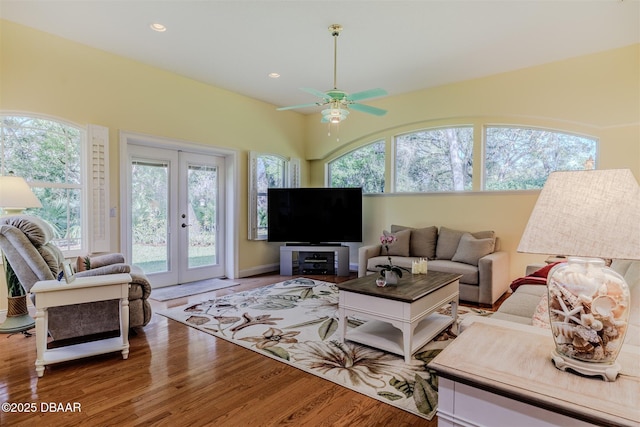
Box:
451, 233, 495, 266
435, 227, 465, 260
436, 227, 496, 260
391, 224, 438, 259
384, 228, 411, 257
428, 260, 479, 285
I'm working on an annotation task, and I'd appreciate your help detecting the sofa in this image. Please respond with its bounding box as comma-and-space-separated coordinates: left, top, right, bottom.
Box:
358, 225, 510, 305
479, 259, 640, 347
0, 215, 152, 340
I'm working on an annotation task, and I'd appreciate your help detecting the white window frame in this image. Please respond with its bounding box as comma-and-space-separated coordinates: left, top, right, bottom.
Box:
248, 152, 300, 241
0, 113, 110, 256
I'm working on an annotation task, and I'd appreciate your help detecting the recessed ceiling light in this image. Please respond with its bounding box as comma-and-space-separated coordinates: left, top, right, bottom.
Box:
150, 23, 167, 32
268, 73, 281, 79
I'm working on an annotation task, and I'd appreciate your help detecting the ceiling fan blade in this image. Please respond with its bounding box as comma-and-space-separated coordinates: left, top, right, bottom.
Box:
300, 87, 331, 99
276, 102, 323, 111
349, 103, 388, 116
348, 88, 388, 102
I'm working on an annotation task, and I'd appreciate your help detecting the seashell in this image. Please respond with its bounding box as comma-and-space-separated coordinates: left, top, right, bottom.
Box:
553, 267, 600, 297
549, 282, 580, 307
575, 325, 600, 343
592, 295, 617, 317
572, 336, 594, 353
551, 322, 576, 339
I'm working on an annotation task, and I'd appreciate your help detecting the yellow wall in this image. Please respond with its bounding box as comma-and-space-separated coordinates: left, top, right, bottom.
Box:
0, 20, 306, 283
307, 44, 640, 279
1, 19, 639, 300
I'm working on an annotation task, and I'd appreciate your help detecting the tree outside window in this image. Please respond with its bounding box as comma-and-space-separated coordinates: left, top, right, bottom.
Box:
1, 115, 83, 251
395, 127, 473, 192
328, 140, 385, 193
484, 127, 597, 190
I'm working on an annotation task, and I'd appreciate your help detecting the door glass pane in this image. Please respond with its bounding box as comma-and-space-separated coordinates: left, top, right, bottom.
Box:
131, 160, 169, 274
187, 164, 217, 268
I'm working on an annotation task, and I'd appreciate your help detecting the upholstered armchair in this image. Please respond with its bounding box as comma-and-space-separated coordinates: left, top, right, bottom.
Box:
0, 215, 152, 340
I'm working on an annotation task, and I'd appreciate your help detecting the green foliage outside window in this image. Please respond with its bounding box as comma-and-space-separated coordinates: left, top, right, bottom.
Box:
329, 140, 385, 193
484, 127, 597, 190
395, 127, 473, 192
256, 155, 285, 238
1, 116, 82, 250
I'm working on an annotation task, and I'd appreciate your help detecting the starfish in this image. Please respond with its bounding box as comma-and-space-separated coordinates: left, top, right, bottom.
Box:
551, 294, 584, 324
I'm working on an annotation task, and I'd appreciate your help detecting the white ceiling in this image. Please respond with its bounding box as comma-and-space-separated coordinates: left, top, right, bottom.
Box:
1, 0, 639, 114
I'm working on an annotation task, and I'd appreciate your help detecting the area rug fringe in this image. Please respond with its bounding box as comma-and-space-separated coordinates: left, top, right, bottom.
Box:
157, 278, 493, 420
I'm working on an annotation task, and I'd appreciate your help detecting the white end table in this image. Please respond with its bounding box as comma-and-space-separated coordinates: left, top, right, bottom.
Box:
30, 273, 132, 377
429, 318, 640, 427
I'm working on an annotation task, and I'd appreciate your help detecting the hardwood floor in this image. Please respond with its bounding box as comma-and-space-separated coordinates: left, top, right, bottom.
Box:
0, 273, 503, 426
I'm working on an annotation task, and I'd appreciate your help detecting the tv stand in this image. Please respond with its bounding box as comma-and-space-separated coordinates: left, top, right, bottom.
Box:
280, 245, 349, 276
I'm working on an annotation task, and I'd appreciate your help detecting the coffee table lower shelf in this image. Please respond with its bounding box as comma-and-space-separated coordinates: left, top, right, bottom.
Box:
345, 313, 454, 357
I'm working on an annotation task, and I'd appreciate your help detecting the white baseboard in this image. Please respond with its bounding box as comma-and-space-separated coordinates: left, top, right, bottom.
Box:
238, 263, 279, 278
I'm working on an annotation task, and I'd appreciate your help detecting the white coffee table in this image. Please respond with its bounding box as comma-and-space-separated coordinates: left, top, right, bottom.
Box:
337, 271, 461, 363
30, 273, 132, 377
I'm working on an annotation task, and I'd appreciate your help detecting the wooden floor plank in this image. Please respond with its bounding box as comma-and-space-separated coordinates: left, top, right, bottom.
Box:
1, 272, 501, 426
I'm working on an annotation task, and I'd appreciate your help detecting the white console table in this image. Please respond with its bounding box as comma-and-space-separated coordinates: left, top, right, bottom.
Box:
279, 245, 350, 276
31, 273, 132, 377
428, 319, 640, 427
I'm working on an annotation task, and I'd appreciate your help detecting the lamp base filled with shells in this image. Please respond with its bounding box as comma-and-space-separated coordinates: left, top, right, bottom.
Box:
547, 257, 630, 382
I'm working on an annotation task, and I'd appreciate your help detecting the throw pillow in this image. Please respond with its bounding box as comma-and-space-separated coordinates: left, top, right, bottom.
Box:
451, 233, 496, 266
435, 227, 466, 260
384, 228, 411, 257
410, 226, 438, 259
390, 224, 438, 259
532, 293, 551, 329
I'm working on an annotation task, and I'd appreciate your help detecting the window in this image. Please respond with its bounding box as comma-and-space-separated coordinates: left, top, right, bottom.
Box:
248, 152, 299, 240
484, 126, 597, 190
0, 115, 109, 255
328, 140, 385, 193
395, 127, 473, 192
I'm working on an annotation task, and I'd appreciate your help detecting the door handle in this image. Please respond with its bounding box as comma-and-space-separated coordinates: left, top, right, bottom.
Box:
182, 223, 191, 228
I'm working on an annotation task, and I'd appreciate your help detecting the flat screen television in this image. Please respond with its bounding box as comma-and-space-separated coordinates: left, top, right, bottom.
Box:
267, 187, 362, 244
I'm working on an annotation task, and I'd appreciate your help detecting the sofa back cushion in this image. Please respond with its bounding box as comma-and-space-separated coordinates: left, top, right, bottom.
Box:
384, 228, 411, 257
391, 224, 438, 259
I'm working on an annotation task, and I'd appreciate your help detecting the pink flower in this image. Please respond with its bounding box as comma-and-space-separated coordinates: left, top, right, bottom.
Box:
380, 234, 396, 245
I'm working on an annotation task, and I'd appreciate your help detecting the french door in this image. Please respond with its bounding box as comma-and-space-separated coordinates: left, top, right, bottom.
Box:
127, 145, 225, 287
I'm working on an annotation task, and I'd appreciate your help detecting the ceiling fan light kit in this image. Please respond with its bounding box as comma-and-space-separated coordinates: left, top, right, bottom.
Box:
277, 24, 388, 137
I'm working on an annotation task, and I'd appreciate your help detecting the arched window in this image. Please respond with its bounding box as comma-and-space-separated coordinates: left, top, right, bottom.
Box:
0, 115, 109, 254
328, 140, 385, 193
395, 127, 473, 192
484, 126, 597, 190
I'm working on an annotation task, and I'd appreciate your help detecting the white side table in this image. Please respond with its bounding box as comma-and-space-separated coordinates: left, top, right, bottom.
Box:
31, 273, 132, 377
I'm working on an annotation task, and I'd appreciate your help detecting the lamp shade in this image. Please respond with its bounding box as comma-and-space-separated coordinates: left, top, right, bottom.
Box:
517, 169, 640, 260
0, 176, 42, 210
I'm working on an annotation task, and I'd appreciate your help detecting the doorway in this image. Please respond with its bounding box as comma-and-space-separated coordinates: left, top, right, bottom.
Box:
125, 144, 227, 287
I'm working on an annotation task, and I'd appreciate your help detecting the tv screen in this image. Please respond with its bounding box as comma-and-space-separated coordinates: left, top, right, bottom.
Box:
267, 187, 363, 244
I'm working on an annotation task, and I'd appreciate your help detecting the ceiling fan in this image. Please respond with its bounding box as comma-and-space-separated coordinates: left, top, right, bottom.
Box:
277, 24, 388, 123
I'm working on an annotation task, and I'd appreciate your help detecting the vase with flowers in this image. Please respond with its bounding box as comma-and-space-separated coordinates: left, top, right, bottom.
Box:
375, 232, 410, 285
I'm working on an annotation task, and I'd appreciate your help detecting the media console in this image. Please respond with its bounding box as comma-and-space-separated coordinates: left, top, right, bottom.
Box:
279, 245, 350, 277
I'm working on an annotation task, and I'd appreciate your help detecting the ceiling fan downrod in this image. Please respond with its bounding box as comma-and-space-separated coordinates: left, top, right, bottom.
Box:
329, 24, 342, 91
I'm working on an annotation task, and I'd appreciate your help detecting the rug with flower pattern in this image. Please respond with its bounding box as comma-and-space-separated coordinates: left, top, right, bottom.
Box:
158, 278, 493, 420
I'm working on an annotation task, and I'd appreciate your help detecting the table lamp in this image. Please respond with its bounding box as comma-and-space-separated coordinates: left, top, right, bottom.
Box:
517, 169, 640, 381
0, 173, 42, 334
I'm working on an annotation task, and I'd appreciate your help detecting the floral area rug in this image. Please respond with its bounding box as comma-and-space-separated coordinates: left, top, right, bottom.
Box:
157, 278, 493, 420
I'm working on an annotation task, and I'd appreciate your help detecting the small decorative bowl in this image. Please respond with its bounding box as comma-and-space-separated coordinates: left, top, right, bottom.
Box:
376, 277, 387, 287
